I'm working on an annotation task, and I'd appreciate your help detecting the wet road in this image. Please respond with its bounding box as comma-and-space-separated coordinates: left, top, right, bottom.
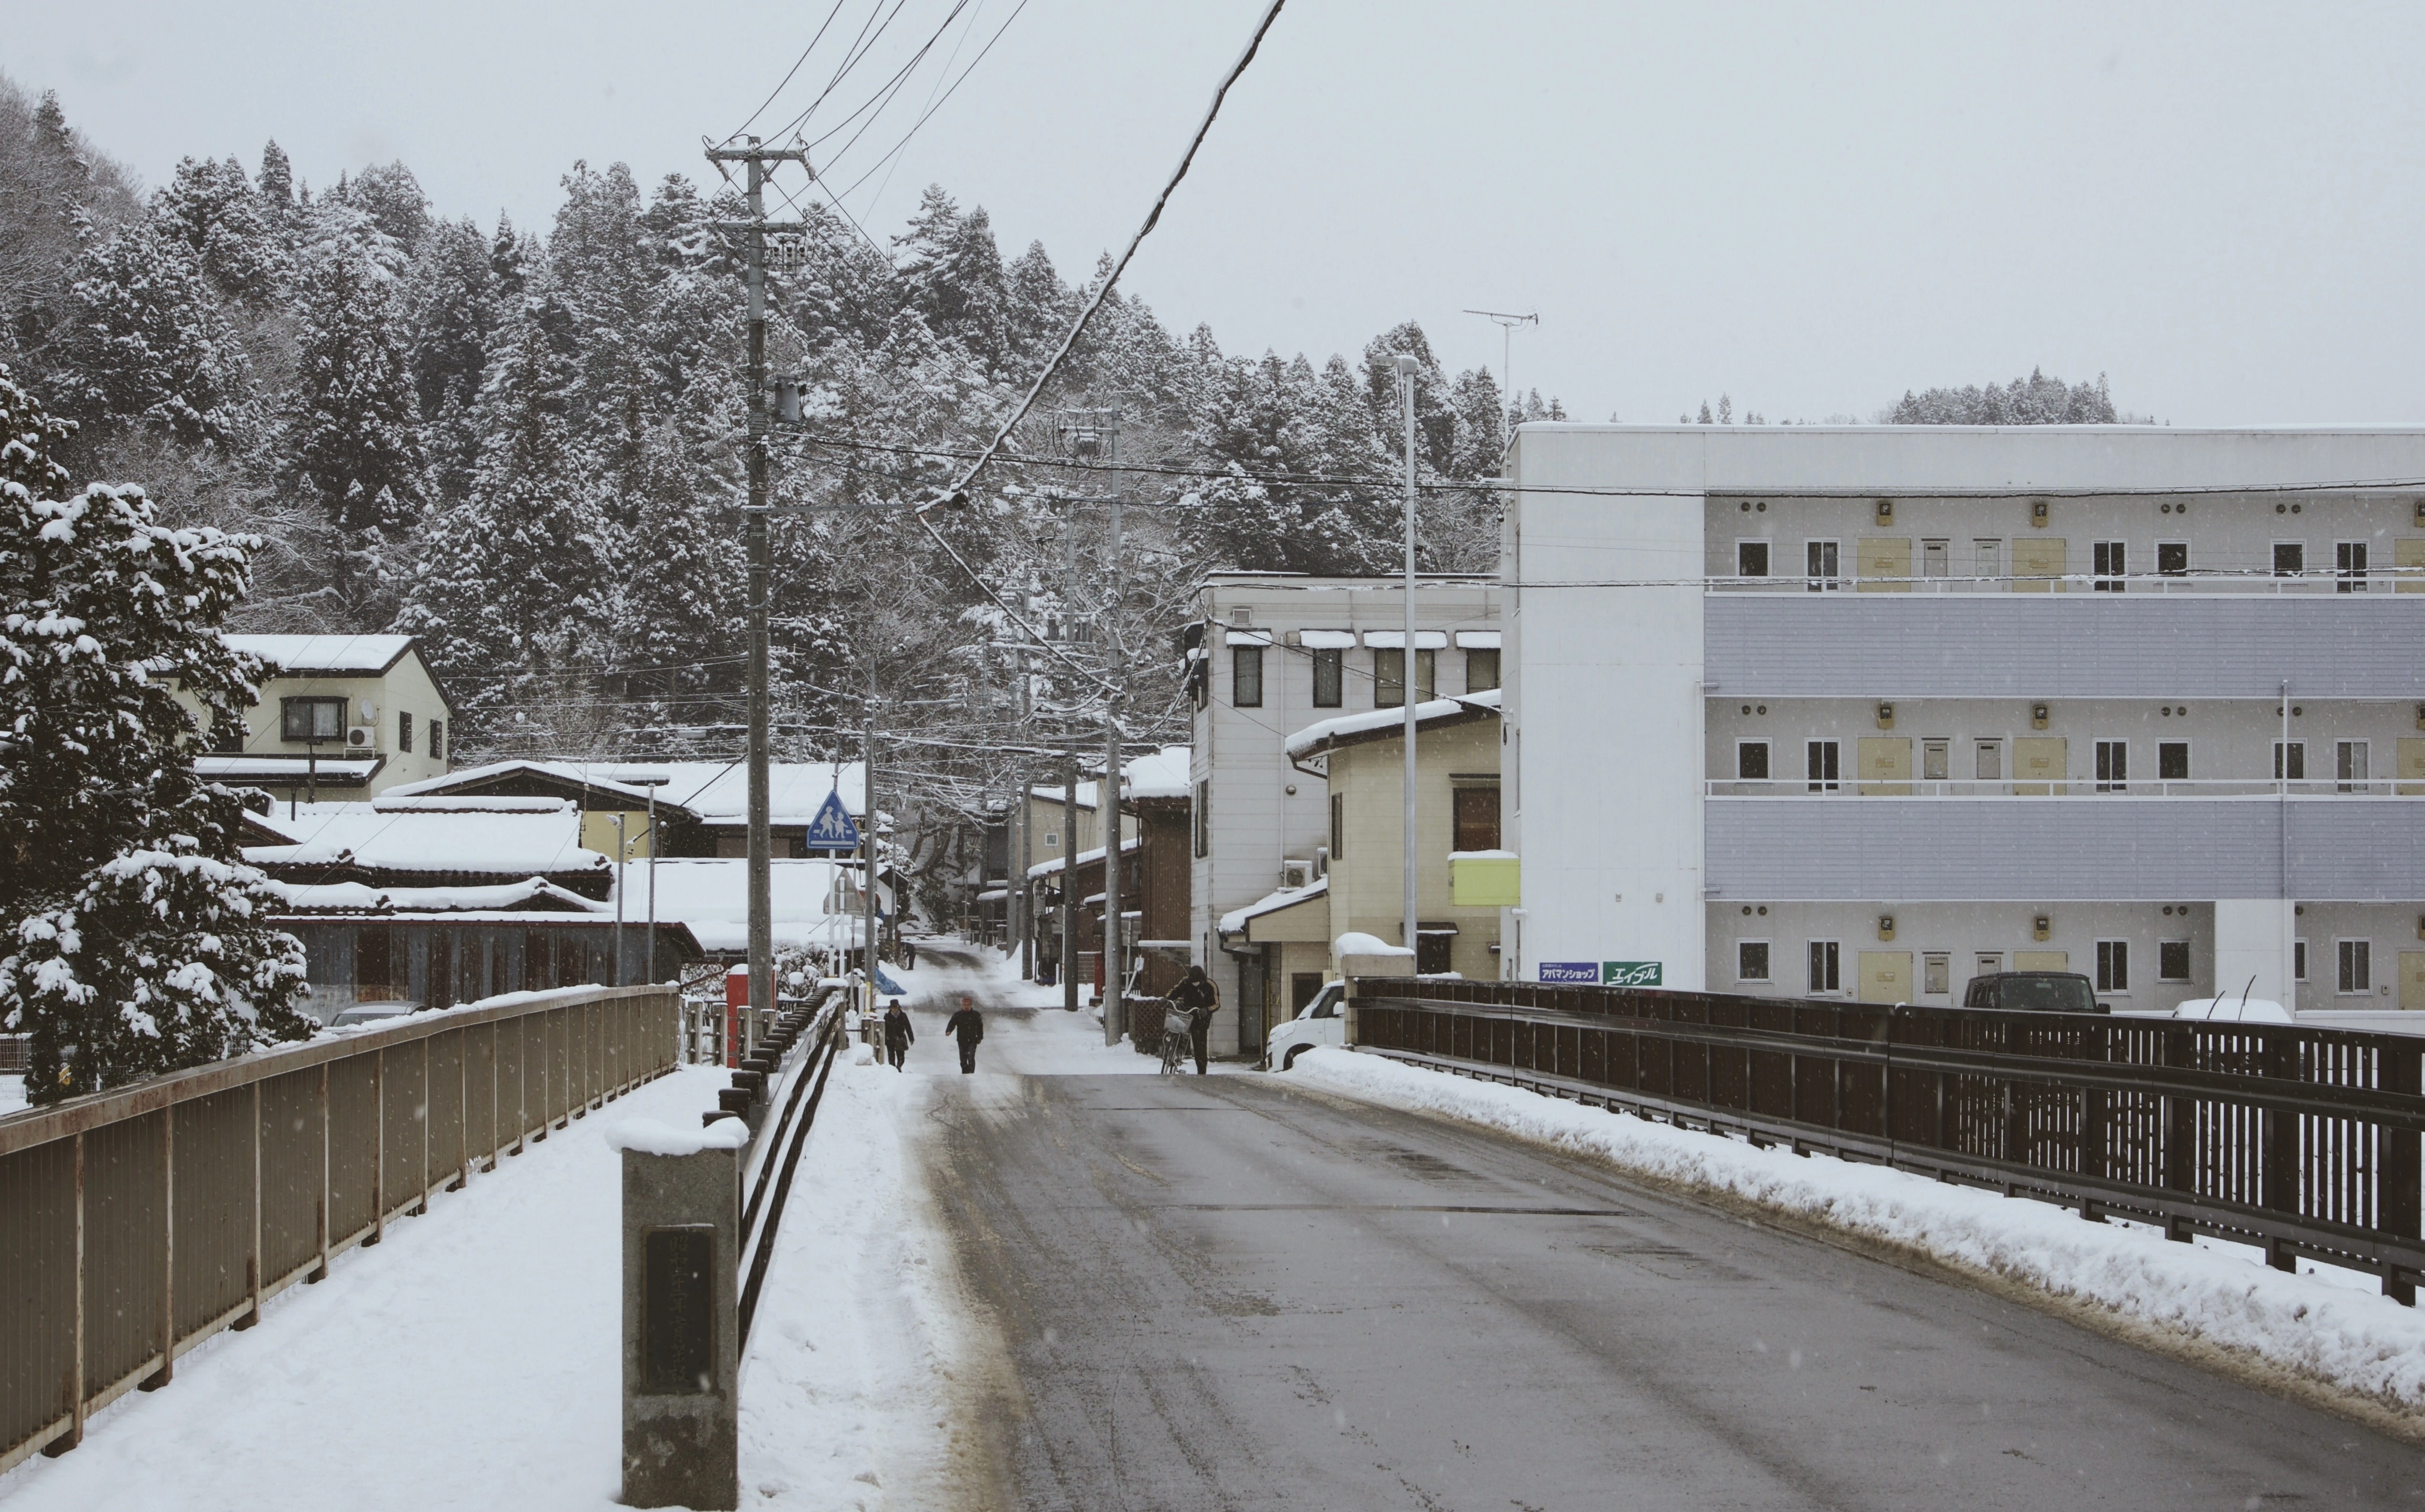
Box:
916, 1003, 2423, 1510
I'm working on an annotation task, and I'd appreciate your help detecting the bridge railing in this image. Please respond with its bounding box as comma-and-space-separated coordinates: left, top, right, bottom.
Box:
1351, 980, 2424, 1303
0, 983, 679, 1474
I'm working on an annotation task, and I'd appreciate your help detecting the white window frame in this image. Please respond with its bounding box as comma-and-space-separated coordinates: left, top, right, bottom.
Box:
1807, 939, 1842, 995
2157, 939, 2192, 983
2157, 739, 2189, 783
2337, 540, 2370, 593
1736, 739, 1772, 782
2273, 540, 2306, 579
2337, 739, 2370, 793
1806, 739, 1840, 793
2095, 939, 2129, 994
2338, 937, 2373, 996
2155, 540, 2190, 578
1804, 539, 1842, 592
2294, 937, 2309, 983
2091, 540, 2126, 591
1736, 939, 1772, 983
2274, 740, 2307, 782
2094, 739, 2128, 792
1736, 539, 1772, 578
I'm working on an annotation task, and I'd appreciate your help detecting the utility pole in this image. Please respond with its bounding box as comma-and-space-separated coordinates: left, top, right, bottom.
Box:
865, 652, 879, 1003
1101, 482, 1124, 1046
704, 135, 807, 1054
1396, 355, 1421, 969
1463, 308, 1538, 422
1016, 645, 1035, 979
1062, 750, 1081, 1013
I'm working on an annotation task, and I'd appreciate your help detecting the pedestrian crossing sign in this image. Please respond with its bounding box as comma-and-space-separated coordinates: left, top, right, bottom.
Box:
805, 788, 861, 851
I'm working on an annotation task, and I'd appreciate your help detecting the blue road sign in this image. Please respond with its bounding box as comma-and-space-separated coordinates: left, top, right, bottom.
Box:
805, 788, 861, 851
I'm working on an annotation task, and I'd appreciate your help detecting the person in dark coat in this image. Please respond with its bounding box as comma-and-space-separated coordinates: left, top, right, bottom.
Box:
944, 994, 984, 1074
882, 999, 914, 1071
1168, 964, 1219, 1076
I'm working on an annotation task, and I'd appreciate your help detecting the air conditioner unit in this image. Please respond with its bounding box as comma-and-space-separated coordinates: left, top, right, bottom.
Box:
346, 727, 371, 750
1281, 859, 1314, 890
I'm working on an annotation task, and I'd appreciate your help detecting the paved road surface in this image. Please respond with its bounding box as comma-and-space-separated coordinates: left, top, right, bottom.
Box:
905, 956, 2422, 1510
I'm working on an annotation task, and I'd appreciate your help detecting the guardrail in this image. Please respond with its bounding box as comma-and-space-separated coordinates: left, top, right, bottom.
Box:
733, 993, 844, 1345
0, 983, 679, 1474
1353, 980, 2423, 1304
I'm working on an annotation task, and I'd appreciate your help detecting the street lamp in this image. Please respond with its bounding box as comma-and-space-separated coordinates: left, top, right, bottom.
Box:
624, 774, 672, 986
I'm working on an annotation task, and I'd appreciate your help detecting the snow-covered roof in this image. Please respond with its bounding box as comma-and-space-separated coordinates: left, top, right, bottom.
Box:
1284, 688, 1502, 760
638, 858, 871, 952
590, 761, 866, 825
1124, 745, 1192, 801
198, 755, 381, 782
1026, 835, 1140, 880
243, 808, 607, 877
223, 634, 417, 676
383, 759, 679, 809
1218, 876, 1328, 934
372, 794, 572, 814
262, 878, 608, 914
1336, 931, 1415, 958
1029, 781, 1099, 810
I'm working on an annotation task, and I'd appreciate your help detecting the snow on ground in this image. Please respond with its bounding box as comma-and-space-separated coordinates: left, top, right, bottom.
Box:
1290, 1046, 2425, 1417
0, 1048, 985, 1512
878, 940, 1222, 1076
0, 1075, 23, 1114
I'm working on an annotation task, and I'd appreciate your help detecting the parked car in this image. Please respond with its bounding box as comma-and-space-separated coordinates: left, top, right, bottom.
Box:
2171, 995, 2294, 1024
327, 1000, 426, 1029
1262, 981, 1346, 1070
1959, 972, 2108, 1014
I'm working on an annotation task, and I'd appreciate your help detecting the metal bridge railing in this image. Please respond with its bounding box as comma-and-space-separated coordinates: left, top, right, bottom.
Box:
0, 984, 680, 1473
1352, 980, 2424, 1304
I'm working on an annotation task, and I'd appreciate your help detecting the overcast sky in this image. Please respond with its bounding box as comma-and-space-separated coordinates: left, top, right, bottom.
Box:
11, 1, 2425, 426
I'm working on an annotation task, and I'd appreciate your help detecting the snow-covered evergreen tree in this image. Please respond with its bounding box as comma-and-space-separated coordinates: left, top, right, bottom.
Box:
54, 215, 256, 452
288, 203, 421, 609
0, 365, 309, 1103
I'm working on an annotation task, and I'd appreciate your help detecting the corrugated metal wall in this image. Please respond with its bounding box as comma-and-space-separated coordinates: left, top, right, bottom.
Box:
0, 986, 677, 1471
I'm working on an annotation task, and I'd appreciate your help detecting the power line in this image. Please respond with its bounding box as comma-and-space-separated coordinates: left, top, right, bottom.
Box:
727, 0, 853, 141
830, 0, 1034, 205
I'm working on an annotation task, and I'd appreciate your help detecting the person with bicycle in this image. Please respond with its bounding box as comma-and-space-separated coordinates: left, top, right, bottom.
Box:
1166, 963, 1219, 1076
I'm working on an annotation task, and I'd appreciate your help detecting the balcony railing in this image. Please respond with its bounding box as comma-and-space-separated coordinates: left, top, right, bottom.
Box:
1707, 779, 2420, 798
1712, 570, 2414, 595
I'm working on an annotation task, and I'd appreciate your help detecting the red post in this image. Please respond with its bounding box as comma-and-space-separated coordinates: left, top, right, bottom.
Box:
724, 965, 749, 1069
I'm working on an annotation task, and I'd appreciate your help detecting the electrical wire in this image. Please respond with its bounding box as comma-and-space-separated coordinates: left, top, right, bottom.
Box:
727, 0, 853, 142
830, 0, 1033, 205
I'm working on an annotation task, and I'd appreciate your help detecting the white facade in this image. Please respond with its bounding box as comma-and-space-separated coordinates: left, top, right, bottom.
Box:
1190, 573, 1501, 1053
1505, 424, 2425, 1013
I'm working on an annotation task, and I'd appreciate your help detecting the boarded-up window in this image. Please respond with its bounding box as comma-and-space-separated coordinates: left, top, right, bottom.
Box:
356, 926, 393, 1002
1452, 785, 1499, 852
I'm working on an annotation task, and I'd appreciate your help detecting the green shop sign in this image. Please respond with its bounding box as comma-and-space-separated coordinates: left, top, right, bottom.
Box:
1601, 961, 1662, 987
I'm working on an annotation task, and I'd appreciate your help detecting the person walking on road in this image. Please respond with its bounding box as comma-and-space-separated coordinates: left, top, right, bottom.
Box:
1168, 964, 1219, 1076
882, 999, 914, 1071
944, 994, 985, 1075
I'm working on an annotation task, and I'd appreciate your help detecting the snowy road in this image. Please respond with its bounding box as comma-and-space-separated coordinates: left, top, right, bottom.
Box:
904, 948, 2424, 1511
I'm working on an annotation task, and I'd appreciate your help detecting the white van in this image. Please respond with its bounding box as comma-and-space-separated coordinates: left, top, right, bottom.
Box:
1261, 981, 1345, 1071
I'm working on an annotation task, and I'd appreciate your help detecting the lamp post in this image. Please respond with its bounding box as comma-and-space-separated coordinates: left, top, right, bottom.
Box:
1396, 353, 1420, 969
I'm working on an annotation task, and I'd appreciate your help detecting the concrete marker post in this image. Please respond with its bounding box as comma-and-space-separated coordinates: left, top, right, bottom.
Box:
614, 1116, 745, 1510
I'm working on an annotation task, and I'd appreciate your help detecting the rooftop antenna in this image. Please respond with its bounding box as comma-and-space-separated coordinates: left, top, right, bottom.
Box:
1464, 308, 1538, 423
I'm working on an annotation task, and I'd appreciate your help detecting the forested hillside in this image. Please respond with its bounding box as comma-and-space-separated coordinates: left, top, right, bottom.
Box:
0, 76, 1538, 809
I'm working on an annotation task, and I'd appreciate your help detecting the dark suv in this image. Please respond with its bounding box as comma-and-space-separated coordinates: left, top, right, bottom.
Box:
1960, 972, 2108, 1014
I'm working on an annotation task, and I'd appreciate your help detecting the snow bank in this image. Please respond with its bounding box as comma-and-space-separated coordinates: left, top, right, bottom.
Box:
604, 1115, 748, 1156
1291, 1048, 2425, 1415
1334, 931, 1413, 958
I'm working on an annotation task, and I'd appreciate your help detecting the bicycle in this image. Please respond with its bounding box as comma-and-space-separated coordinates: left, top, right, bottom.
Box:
1157, 1003, 1194, 1076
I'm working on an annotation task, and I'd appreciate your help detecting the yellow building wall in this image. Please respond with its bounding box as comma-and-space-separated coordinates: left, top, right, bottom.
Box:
1323, 718, 1502, 979
172, 648, 455, 795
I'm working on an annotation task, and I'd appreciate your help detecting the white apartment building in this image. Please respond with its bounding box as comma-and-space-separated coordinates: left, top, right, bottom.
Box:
1190, 573, 1501, 1056
1503, 425, 2425, 1017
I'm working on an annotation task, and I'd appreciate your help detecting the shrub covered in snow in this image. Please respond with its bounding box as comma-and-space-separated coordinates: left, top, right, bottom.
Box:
0, 365, 310, 1102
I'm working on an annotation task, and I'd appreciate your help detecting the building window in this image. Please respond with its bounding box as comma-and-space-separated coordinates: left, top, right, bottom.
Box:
1923, 952, 1950, 996
1311, 647, 1343, 707
1807, 940, 1841, 994
211, 717, 245, 754
2158, 940, 2192, 982
2158, 741, 2188, 781
2273, 542, 2305, 578
280, 695, 345, 743
2092, 541, 2126, 591
2094, 740, 2127, 792
2294, 938, 2308, 982
2156, 541, 2189, 577
1737, 741, 1771, 781
429, 720, 444, 760
1975, 738, 2003, 782
1373, 648, 1435, 707
2339, 938, 2372, 994
1805, 540, 1841, 591
2095, 940, 2129, 993
1416, 926, 1455, 976
1452, 785, 1500, 852
2337, 541, 2369, 592
1737, 941, 1771, 982
1233, 646, 1264, 707
1328, 791, 1344, 859
1805, 740, 1839, 792
2338, 740, 2370, 792
1464, 648, 1500, 693
2274, 741, 2305, 781
1737, 541, 1770, 577
397, 710, 413, 753
1043, 830, 1059, 848
1194, 779, 1210, 859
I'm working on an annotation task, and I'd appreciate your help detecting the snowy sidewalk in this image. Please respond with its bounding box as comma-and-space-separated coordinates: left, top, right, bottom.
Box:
1290, 1047, 2425, 1428
0, 1052, 987, 1512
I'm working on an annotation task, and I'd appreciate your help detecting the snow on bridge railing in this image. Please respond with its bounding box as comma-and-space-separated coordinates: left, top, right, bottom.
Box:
0, 982, 680, 1474
1348, 978, 2425, 1305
